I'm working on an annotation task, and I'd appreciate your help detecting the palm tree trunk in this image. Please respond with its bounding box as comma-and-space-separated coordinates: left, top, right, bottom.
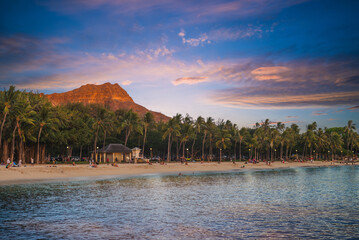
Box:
285, 144, 289, 160
102, 130, 107, 163
2, 141, 9, 163
191, 133, 196, 160
209, 135, 213, 161
234, 140, 237, 161
239, 139, 242, 161
142, 127, 147, 159
11, 125, 17, 162
125, 129, 131, 146
182, 141, 185, 159
176, 139, 179, 161
79, 145, 83, 161
37, 126, 43, 164
202, 132, 207, 161
0, 112, 8, 149
167, 133, 171, 162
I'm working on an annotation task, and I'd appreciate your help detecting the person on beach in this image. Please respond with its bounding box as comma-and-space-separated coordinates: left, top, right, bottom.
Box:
6, 158, 10, 168
19, 159, 22, 167
106, 158, 109, 165
31, 157, 34, 166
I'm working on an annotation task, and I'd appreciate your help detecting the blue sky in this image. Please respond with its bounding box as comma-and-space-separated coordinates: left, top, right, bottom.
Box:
1, 0, 358, 130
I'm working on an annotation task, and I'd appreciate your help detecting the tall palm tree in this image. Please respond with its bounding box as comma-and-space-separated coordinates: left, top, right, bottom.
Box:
162, 117, 180, 162
345, 120, 356, 158
142, 112, 154, 159
328, 132, 343, 160
0, 86, 18, 154
239, 127, 248, 161
9, 93, 35, 162
91, 105, 111, 161
231, 124, 240, 161
191, 116, 204, 159
120, 109, 142, 147
276, 122, 285, 160
205, 117, 216, 161
215, 128, 231, 162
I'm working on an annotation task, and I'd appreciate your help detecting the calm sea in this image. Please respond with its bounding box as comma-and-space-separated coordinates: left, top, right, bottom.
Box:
0, 166, 358, 239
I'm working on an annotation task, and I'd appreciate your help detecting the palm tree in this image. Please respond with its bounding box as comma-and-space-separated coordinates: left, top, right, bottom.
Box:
328, 132, 343, 161
162, 117, 180, 162
215, 127, 231, 162
276, 122, 285, 160
239, 127, 248, 161
191, 116, 204, 160
120, 110, 142, 147
0, 86, 18, 155
35, 102, 60, 164
9, 93, 35, 162
231, 124, 240, 161
142, 112, 154, 159
91, 105, 110, 161
345, 120, 356, 158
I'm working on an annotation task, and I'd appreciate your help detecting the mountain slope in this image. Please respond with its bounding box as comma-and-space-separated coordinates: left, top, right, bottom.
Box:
46, 82, 170, 122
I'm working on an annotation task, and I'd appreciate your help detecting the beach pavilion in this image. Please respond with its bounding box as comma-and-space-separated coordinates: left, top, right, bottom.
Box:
97, 144, 132, 163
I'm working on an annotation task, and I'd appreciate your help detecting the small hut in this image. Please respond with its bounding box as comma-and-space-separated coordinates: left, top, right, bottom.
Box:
97, 144, 132, 163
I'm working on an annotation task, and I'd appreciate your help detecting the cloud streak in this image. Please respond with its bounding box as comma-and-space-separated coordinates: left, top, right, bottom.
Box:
173, 77, 209, 86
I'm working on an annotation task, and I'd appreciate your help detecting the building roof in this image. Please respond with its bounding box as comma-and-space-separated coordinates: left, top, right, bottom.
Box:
98, 144, 132, 153
132, 147, 141, 151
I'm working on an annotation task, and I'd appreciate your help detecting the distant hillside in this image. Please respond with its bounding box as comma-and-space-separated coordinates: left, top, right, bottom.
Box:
45, 82, 170, 122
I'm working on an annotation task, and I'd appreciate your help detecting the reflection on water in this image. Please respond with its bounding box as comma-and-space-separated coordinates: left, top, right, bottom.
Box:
0, 166, 358, 239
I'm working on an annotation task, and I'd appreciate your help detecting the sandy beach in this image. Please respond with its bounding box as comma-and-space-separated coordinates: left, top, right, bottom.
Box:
0, 161, 347, 185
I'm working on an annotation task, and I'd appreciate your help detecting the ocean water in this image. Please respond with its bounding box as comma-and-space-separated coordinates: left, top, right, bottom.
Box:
0, 166, 358, 239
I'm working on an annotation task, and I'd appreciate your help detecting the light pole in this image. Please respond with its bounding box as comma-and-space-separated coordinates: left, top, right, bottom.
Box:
186, 148, 189, 159
150, 148, 153, 161
296, 149, 298, 160
220, 148, 222, 162
313, 150, 316, 161
341, 150, 343, 160
249, 148, 251, 160
274, 149, 277, 161
328, 150, 330, 161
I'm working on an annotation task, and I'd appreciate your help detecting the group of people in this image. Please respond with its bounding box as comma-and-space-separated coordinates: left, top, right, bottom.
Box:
5, 158, 35, 168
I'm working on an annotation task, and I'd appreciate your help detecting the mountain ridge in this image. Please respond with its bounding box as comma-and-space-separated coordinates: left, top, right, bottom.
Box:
45, 82, 170, 122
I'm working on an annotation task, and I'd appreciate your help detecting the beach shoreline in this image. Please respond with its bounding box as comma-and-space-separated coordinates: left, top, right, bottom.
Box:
0, 161, 353, 186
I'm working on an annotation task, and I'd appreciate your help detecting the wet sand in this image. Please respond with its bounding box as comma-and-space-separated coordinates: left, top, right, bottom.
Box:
0, 161, 347, 185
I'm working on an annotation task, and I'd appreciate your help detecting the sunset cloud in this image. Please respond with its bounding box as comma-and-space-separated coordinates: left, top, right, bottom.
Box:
172, 77, 209, 86
121, 80, 133, 86
312, 111, 328, 116
179, 31, 210, 47
209, 90, 359, 109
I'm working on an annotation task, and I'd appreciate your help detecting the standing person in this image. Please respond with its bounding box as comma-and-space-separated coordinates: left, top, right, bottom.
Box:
31, 157, 34, 166
6, 158, 10, 168
19, 159, 22, 167
106, 158, 109, 165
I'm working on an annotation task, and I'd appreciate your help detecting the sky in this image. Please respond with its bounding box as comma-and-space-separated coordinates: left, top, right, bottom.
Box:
0, 0, 358, 131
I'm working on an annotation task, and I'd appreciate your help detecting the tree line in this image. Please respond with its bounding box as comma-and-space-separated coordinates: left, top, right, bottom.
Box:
0, 86, 358, 163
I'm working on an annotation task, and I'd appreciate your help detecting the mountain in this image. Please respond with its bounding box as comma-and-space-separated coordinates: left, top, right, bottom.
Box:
45, 82, 170, 122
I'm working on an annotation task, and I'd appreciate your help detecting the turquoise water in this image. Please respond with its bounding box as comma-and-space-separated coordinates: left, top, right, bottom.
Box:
0, 166, 358, 239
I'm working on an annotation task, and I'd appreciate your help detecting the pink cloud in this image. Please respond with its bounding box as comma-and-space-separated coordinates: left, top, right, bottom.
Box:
312, 111, 328, 116
173, 77, 209, 86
